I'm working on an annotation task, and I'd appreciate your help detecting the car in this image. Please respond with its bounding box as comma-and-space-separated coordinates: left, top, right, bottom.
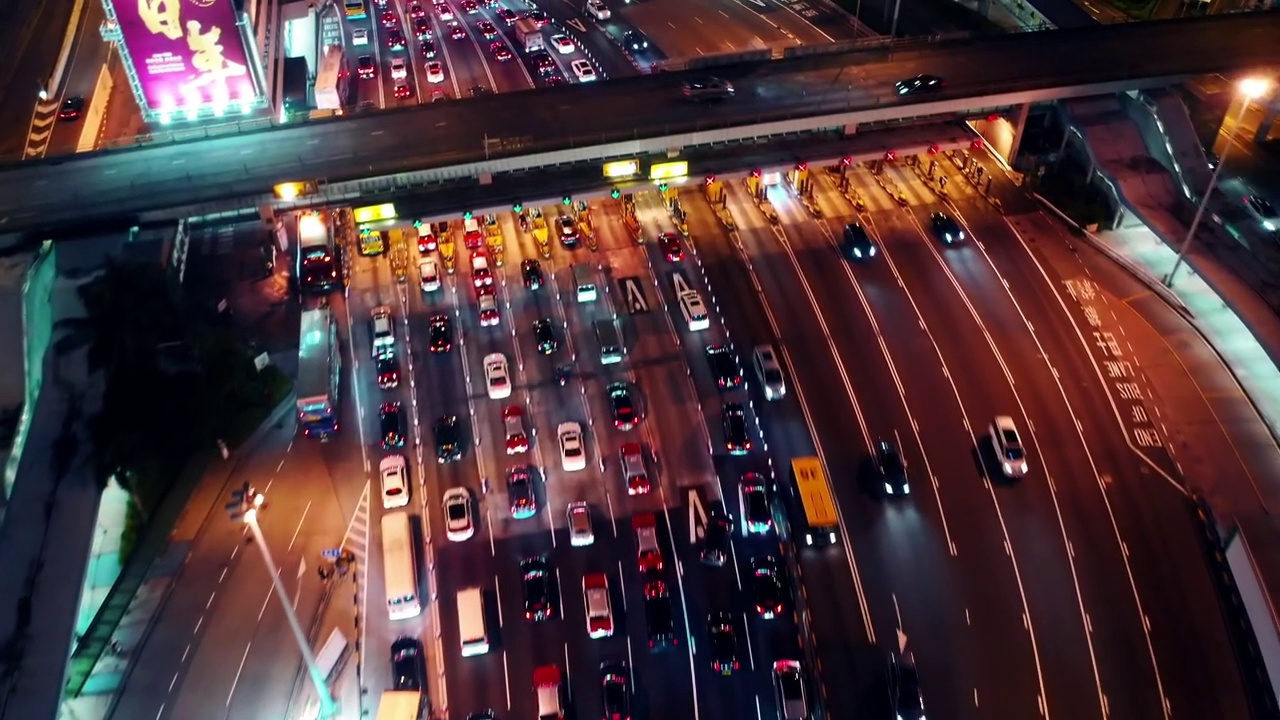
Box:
507, 465, 537, 518
469, 84, 491, 97
895, 73, 944, 95
376, 353, 400, 389
739, 472, 772, 534
420, 39, 438, 58
619, 442, 649, 495
461, 0, 479, 11
370, 306, 395, 355
570, 59, 597, 82
490, 43, 513, 61
434, 414, 463, 463
380, 455, 410, 509
521, 557, 556, 621
391, 636, 426, 691
722, 402, 751, 454
471, 251, 493, 287
773, 660, 810, 720
390, 57, 408, 80
357, 54, 377, 79
558, 422, 587, 472
484, 352, 511, 399
429, 314, 453, 352
503, 405, 529, 454
601, 662, 630, 719
622, 30, 648, 51
352, 27, 370, 45
497, 7, 516, 23
522, 259, 545, 289
567, 501, 594, 546
380, 402, 405, 449
582, 572, 614, 638
426, 60, 445, 83
751, 556, 784, 618
478, 19, 497, 38
608, 383, 636, 430
393, 80, 413, 98
643, 580, 675, 649
438, 4, 454, 19
708, 613, 740, 675
526, 9, 548, 26
633, 512, 663, 573
660, 232, 684, 261
585, 0, 610, 19
388, 30, 407, 49
449, 23, 467, 39
889, 653, 925, 720
418, 229, 439, 253
477, 288, 499, 325
551, 34, 575, 54
752, 344, 786, 400
543, 73, 566, 87
705, 345, 742, 389
442, 487, 475, 541
557, 215, 580, 247
531, 50, 556, 75
700, 510, 731, 567
842, 222, 877, 260
1244, 194, 1280, 232
533, 665, 563, 719
929, 212, 965, 243
413, 17, 432, 38
682, 77, 734, 101
418, 258, 441, 292
991, 415, 1028, 477
534, 318, 559, 355
409, 1, 426, 16
430, 88, 449, 102
381, 9, 398, 26
878, 438, 909, 496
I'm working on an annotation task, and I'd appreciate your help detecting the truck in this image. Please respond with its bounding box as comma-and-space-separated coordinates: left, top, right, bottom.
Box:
514, 17, 544, 53
297, 307, 340, 439
375, 690, 422, 720
791, 457, 839, 547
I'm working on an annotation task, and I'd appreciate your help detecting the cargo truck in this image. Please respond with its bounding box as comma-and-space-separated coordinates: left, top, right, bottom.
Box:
515, 17, 544, 52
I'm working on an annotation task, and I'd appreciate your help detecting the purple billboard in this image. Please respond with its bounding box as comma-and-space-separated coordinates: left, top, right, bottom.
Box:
112, 0, 259, 112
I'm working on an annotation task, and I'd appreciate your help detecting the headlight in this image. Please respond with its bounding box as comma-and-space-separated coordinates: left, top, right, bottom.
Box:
869, 246, 877, 256
1002, 462, 1012, 474
903, 484, 910, 494
958, 231, 966, 240
1020, 462, 1028, 473
884, 482, 893, 494
1265, 220, 1276, 231
853, 248, 862, 258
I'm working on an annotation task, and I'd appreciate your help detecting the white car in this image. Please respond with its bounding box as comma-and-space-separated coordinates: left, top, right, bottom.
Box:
752, 345, 786, 400
418, 258, 441, 292
390, 57, 408, 80
484, 353, 511, 399
353, 27, 370, 45
370, 305, 395, 357
570, 59, 596, 82
585, 0, 610, 20
583, 572, 614, 638
442, 487, 474, 541
426, 60, 445, 83
557, 422, 586, 472
567, 501, 594, 546
990, 415, 1029, 478
551, 34, 575, 55
380, 455, 409, 509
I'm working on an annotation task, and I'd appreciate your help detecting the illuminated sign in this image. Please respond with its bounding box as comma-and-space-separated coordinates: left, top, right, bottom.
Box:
649, 161, 689, 181
274, 182, 317, 200
603, 159, 639, 179
761, 172, 782, 186
353, 203, 398, 223
111, 0, 258, 113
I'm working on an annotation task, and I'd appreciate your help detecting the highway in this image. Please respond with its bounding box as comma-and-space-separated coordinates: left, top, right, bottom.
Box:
0, 0, 81, 157
3, 12, 1278, 234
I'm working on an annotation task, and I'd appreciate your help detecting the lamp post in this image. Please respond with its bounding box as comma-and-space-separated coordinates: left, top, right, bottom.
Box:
1165, 77, 1271, 288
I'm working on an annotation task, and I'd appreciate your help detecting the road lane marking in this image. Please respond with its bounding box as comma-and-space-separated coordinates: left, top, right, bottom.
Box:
225, 643, 252, 706
503, 650, 512, 710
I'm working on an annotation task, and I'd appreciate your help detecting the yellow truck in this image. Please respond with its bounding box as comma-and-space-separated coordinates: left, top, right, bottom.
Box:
358, 228, 386, 256
573, 200, 597, 251
529, 208, 551, 259
388, 228, 409, 283
483, 213, 504, 267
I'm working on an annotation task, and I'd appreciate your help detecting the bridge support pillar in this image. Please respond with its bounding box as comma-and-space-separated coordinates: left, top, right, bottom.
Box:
1007, 102, 1032, 166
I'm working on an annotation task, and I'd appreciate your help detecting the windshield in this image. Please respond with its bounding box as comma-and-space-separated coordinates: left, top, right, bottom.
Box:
447, 502, 467, 521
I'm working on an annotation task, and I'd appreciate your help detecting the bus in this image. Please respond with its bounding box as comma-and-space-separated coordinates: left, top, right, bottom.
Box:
344, 0, 367, 18
296, 308, 341, 438
382, 512, 422, 620
297, 211, 340, 295
792, 457, 839, 547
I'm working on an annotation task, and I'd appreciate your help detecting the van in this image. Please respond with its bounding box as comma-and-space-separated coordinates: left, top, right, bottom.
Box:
585, 0, 610, 20
371, 306, 395, 356
678, 290, 709, 331
573, 263, 597, 302
594, 318, 624, 364
418, 259, 440, 292
456, 586, 490, 656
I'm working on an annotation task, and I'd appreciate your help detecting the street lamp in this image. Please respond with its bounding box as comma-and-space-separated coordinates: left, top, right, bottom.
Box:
1165, 76, 1272, 288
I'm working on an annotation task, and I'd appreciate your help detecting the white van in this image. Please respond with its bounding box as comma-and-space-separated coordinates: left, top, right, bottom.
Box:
585, 0, 610, 20
572, 263, 597, 303
456, 586, 490, 656
594, 318, 623, 364
678, 290, 709, 331
418, 259, 441, 292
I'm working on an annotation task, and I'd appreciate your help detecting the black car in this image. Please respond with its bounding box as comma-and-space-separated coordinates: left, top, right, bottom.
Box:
700, 510, 731, 567
681, 77, 734, 101
751, 556, 784, 619
877, 438, 909, 496
643, 580, 675, 649
380, 402, 405, 449
721, 402, 751, 454
420, 39, 438, 58
601, 662, 631, 719
533, 319, 558, 355
376, 353, 400, 389
930, 212, 965, 244
434, 414, 463, 463
429, 314, 453, 352
522, 259, 545, 289
413, 17, 432, 38
391, 636, 425, 691
531, 50, 555, 76
357, 54, 377, 79
623, 30, 649, 52
58, 96, 85, 120
466, 713, 496, 720
889, 654, 925, 720
708, 613, 739, 675
521, 557, 556, 621
705, 345, 742, 389
895, 73, 944, 95
609, 383, 637, 430
842, 222, 877, 260
469, 85, 491, 97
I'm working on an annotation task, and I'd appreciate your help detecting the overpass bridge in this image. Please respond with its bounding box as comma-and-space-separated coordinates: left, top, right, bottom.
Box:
1, 12, 1278, 237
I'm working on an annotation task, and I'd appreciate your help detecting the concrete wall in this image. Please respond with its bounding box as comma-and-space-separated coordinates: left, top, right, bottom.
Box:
0, 245, 52, 505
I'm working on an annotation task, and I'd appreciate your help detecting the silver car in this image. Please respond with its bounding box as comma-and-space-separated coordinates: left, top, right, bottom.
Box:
682, 77, 734, 101
752, 345, 786, 401
772, 660, 809, 719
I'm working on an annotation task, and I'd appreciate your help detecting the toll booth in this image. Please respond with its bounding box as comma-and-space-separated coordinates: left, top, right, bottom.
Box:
621, 194, 641, 243
571, 200, 597, 251
483, 214, 504, 267
529, 208, 550, 258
